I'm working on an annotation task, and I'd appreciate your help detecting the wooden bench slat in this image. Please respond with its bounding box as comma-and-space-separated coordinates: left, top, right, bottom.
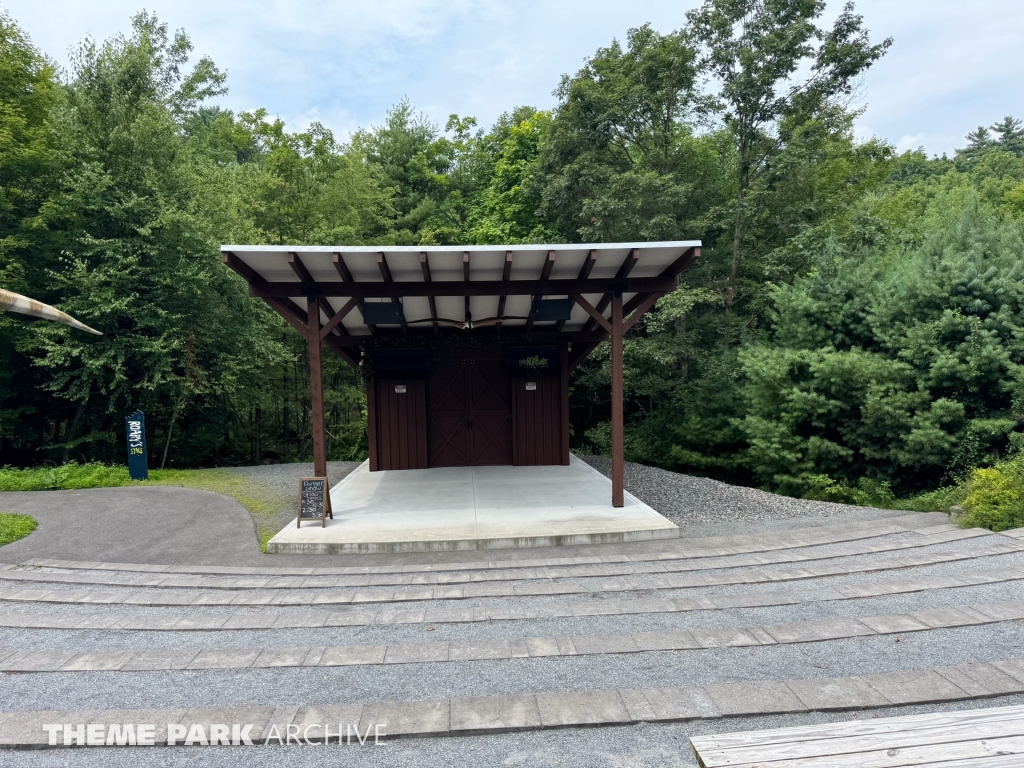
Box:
724, 733, 1024, 768
698, 717, 1024, 765
691, 704, 1024, 752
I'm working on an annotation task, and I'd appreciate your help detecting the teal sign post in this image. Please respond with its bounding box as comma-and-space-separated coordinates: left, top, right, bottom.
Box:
125, 409, 149, 480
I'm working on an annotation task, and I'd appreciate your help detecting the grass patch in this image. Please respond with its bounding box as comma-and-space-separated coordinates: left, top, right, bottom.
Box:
0, 513, 38, 547
0, 462, 134, 491
0, 463, 286, 552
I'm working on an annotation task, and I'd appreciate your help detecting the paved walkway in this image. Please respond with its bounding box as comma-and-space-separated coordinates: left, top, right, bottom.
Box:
267, 456, 678, 553
0, 485, 259, 564
4, 493, 1024, 766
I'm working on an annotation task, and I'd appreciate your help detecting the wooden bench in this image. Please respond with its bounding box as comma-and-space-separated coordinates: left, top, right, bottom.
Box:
690, 703, 1024, 767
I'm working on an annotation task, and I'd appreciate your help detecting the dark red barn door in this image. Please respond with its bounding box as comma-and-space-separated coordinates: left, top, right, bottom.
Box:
466, 358, 513, 465
427, 348, 512, 467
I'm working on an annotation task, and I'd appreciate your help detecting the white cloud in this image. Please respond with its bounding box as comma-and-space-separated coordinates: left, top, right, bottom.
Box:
895, 133, 926, 152
6, 0, 1024, 153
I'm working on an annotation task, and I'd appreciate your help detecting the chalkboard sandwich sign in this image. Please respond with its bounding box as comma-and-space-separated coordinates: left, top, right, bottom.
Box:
297, 477, 333, 528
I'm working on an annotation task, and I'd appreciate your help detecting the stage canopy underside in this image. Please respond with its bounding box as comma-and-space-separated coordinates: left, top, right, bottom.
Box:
222, 242, 700, 369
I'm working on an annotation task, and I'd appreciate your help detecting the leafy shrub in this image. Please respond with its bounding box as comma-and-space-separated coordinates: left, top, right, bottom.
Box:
801, 474, 896, 508
958, 457, 1024, 531
0, 463, 133, 491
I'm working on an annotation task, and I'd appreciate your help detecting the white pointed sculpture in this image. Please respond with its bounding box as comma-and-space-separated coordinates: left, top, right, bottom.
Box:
0, 288, 102, 335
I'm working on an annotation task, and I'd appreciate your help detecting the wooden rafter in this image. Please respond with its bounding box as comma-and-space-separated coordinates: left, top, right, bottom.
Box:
419, 252, 438, 333
226, 245, 699, 373
525, 250, 556, 333
556, 249, 596, 332
496, 251, 512, 330
224, 253, 359, 365
334, 253, 376, 336
582, 248, 639, 334
288, 252, 314, 284
249, 275, 675, 299
463, 251, 471, 324
377, 252, 408, 333
222, 251, 262, 284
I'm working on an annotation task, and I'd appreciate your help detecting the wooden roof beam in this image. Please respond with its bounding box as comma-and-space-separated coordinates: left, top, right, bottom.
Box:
582, 248, 639, 333
377, 252, 407, 333
526, 250, 555, 333
222, 251, 264, 285
556, 249, 596, 332
334, 252, 376, 335
659, 245, 701, 279
316, 329, 613, 347
463, 251, 471, 325
496, 251, 512, 330
287, 252, 314, 284
419, 252, 439, 333
249, 275, 677, 299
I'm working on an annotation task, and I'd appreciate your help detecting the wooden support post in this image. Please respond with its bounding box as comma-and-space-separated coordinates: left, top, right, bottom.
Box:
610, 291, 624, 507
366, 379, 378, 472
560, 343, 570, 465
307, 298, 327, 479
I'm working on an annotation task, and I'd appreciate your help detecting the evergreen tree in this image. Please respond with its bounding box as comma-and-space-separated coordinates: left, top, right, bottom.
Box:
992, 116, 1024, 157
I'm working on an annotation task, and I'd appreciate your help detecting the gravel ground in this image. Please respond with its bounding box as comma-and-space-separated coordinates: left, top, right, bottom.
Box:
223, 461, 363, 533
578, 455, 923, 535
13, 694, 1024, 768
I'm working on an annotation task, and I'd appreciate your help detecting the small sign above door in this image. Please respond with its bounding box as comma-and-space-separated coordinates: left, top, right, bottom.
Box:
506, 345, 560, 377
395, 384, 407, 393
525, 381, 537, 391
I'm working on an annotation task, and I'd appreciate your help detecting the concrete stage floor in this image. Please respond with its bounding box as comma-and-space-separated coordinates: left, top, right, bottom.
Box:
266, 455, 679, 553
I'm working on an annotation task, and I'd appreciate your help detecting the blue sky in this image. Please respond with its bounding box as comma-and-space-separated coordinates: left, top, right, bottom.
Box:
6, 0, 1023, 155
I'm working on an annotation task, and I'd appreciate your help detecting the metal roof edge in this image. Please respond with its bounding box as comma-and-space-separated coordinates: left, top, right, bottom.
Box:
220, 241, 702, 252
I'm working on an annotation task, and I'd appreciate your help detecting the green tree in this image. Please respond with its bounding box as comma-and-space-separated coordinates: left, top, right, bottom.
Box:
539, 24, 715, 243
741, 199, 1024, 496
468, 107, 556, 244
30, 12, 283, 463
992, 116, 1024, 157
227, 109, 394, 245
0, 11, 61, 463
687, 0, 891, 316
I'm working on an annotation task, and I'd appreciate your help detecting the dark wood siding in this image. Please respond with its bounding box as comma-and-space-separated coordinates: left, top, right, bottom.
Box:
372, 343, 569, 470
512, 375, 563, 466
374, 378, 428, 470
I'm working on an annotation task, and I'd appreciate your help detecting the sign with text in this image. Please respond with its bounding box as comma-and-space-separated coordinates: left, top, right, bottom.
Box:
124, 410, 148, 481
297, 477, 332, 528
506, 345, 560, 377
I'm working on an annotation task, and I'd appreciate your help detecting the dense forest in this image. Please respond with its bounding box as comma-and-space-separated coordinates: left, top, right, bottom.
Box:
3, 2, 1024, 505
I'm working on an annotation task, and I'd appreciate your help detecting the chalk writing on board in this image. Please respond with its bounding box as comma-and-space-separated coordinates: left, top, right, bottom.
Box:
299, 478, 326, 519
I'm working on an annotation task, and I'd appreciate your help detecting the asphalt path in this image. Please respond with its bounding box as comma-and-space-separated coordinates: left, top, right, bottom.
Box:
0, 486, 261, 565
